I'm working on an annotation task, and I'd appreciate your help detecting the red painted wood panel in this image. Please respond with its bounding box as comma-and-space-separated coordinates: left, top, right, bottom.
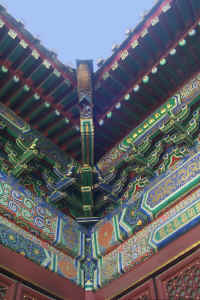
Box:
0, 245, 85, 300
156, 248, 200, 300
85, 291, 97, 300
16, 284, 53, 300
0, 273, 16, 300
120, 279, 156, 300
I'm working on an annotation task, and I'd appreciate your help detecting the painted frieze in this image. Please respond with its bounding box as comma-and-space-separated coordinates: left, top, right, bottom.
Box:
150, 198, 200, 249
0, 102, 78, 171
92, 197, 151, 258
92, 215, 122, 258
0, 171, 86, 258
94, 103, 200, 215
92, 138, 200, 259
97, 71, 200, 175
142, 151, 200, 216
0, 214, 82, 286
98, 186, 200, 287
0, 103, 30, 133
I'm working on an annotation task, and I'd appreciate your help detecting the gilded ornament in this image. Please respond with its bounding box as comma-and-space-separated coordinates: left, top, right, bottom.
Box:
19, 39, 28, 48
53, 69, 61, 77
161, 108, 166, 113
103, 72, 109, 80
121, 50, 129, 60
8, 29, 17, 39
32, 50, 40, 59
131, 40, 139, 48
111, 62, 118, 71
151, 16, 159, 26
43, 59, 51, 69
162, 3, 171, 13
141, 29, 148, 38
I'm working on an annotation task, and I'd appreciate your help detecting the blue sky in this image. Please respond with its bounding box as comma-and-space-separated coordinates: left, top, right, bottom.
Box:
2, 0, 155, 68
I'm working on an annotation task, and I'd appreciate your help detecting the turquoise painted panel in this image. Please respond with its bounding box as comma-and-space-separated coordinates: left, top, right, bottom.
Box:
98, 186, 200, 287
142, 151, 200, 215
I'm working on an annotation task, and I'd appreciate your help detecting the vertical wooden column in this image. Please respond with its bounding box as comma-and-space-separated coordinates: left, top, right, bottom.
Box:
77, 60, 94, 217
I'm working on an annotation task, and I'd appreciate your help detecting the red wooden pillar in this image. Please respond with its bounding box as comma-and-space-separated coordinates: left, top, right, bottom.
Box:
16, 284, 52, 300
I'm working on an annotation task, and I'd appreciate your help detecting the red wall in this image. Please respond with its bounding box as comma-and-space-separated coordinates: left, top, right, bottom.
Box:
0, 244, 85, 300
0, 223, 200, 299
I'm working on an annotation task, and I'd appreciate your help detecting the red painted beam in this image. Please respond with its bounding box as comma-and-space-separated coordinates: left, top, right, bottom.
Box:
0, 244, 85, 300
85, 292, 97, 300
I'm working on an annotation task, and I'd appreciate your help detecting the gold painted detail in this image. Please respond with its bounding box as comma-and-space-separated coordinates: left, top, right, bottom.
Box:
131, 40, 139, 48
121, 50, 129, 60
81, 186, 92, 192
8, 29, 17, 39
83, 205, 92, 211
145, 152, 200, 211
43, 59, 51, 69
179, 75, 200, 99
80, 120, 94, 134
141, 29, 148, 38
123, 98, 175, 145
53, 69, 61, 77
111, 62, 118, 71
81, 165, 92, 172
24, 295, 36, 300
155, 201, 200, 242
103, 72, 110, 80
151, 16, 159, 26
20, 39, 28, 49
162, 3, 171, 12
137, 220, 142, 226
31, 50, 40, 59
